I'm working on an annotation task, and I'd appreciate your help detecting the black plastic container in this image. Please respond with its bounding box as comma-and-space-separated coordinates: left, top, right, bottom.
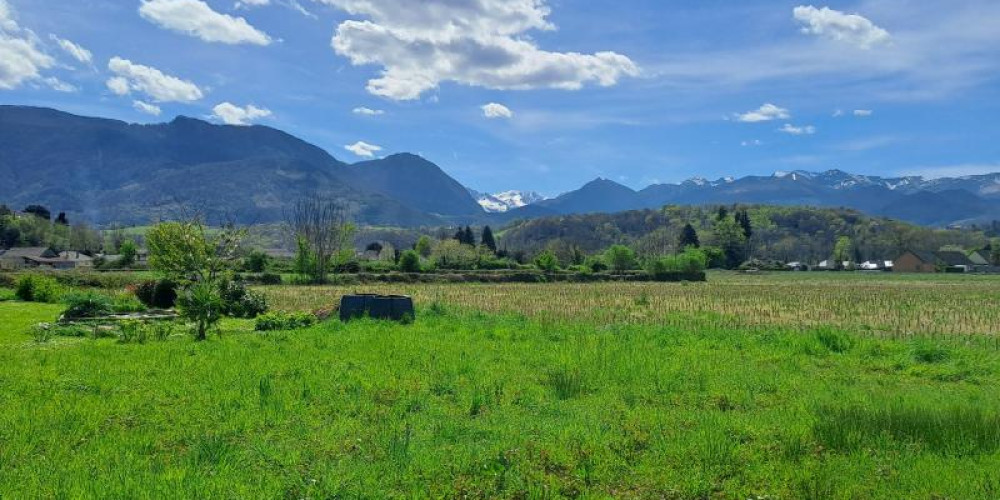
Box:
339, 294, 415, 322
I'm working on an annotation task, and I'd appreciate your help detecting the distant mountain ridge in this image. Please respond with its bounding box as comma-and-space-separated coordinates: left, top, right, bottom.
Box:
0, 106, 481, 225
2, 105, 998, 228
503, 169, 1000, 226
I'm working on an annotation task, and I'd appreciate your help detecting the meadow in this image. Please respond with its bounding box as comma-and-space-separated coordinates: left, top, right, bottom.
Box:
1, 273, 1000, 498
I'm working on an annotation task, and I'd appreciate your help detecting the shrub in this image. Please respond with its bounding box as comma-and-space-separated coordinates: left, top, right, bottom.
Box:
134, 280, 178, 309
178, 282, 223, 341
399, 250, 422, 273
362, 260, 397, 273
533, 250, 560, 272
584, 256, 608, 273
604, 245, 638, 272
15, 274, 62, 303
218, 280, 268, 318
61, 292, 114, 319
255, 311, 317, 331
646, 248, 708, 278
259, 273, 282, 285
0, 288, 14, 302
111, 293, 148, 314
244, 250, 271, 273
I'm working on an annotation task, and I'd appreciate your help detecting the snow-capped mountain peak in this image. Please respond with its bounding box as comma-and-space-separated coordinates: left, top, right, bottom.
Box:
471, 189, 547, 213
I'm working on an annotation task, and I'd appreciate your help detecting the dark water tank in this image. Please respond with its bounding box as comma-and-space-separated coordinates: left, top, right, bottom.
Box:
339, 294, 415, 322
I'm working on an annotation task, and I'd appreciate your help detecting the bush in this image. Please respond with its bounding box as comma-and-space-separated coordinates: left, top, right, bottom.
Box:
604, 245, 638, 272
244, 250, 271, 273
399, 250, 422, 273
255, 311, 317, 331
362, 260, 398, 273
61, 292, 114, 319
111, 292, 148, 314
0, 288, 14, 302
259, 273, 282, 285
15, 274, 62, 303
584, 256, 608, 273
533, 250, 560, 272
646, 248, 708, 278
134, 279, 178, 309
218, 280, 268, 318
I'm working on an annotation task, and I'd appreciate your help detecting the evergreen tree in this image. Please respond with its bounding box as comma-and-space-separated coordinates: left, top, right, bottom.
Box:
480, 225, 497, 253
55, 212, 69, 225
716, 206, 729, 222
463, 226, 476, 246
678, 223, 700, 249
453, 228, 465, 244
24, 205, 51, 221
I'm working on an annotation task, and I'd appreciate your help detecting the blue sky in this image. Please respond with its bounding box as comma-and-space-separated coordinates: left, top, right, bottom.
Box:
2, 0, 999, 196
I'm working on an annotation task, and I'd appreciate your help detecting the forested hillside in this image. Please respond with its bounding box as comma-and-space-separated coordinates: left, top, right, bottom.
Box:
499, 205, 993, 265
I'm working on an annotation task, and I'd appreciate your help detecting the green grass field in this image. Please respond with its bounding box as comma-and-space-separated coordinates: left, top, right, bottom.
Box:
2, 275, 1000, 498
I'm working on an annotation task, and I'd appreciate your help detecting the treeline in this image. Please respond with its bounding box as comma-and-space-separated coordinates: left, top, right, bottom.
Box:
499, 205, 992, 266
0, 204, 140, 258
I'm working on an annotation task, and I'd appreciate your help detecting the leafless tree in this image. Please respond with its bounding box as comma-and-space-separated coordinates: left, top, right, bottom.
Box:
287, 198, 356, 283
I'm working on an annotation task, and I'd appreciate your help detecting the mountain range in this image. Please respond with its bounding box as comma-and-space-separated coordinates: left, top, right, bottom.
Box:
2, 105, 999, 228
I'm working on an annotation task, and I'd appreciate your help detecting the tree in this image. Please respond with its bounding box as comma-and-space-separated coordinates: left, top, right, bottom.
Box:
604, 244, 638, 273
415, 235, 433, 258
735, 209, 753, 259
432, 239, 478, 269
24, 205, 51, 221
533, 250, 560, 272
481, 226, 497, 253
833, 236, 853, 269
55, 212, 69, 225
245, 250, 271, 273
464, 226, 476, 246
287, 199, 355, 283
713, 218, 747, 269
118, 239, 137, 267
716, 206, 729, 222
147, 221, 245, 341
399, 250, 421, 272
678, 223, 700, 249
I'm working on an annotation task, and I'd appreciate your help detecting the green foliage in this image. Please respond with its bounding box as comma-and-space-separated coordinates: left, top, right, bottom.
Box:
533, 250, 560, 272
480, 225, 497, 253
218, 281, 268, 319
604, 244, 637, 272
414, 235, 433, 258
678, 223, 700, 249
117, 239, 137, 267
398, 250, 422, 273
244, 250, 271, 273
15, 274, 62, 303
815, 328, 855, 353
110, 292, 147, 314
0, 288, 14, 302
177, 282, 223, 341
146, 221, 244, 285
134, 280, 178, 309
584, 255, 608, 273
432, 239, 479, 270
254, 311, 317, 331
646, 248, 708, 277
912, 341, 951, 364
61, 292, 114, 319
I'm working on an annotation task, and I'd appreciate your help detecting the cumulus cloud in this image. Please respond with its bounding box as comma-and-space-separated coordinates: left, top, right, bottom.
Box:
133, 100, 162, 116
211, 102, 272, 125
779, 123, 816, 135
853, 109, 873, 117
0, 0, 56, 90
736, 103, 790, 123
352, 106, 384, 116
793, 6, 890, 49
320, 0, 638, 100
140, 0, 272, 45
344, 140, 382, 158
49, 35, 92, 65
106, 56, 204, 102
481, 102, 513, 119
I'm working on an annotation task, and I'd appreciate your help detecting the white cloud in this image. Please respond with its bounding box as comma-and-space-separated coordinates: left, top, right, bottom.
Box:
235, 0, 270, 6
320, 0, 638, 100
211, 102, 272, 125
833, 109, 844, 117
107, 56, 204, 102
481, 102, 513, 119
736, 103, 790, 123
779, 123, 816, 135
133, 100, 162, 116
741, 140, 763, 147
236, 0, 315, 18
793, 6, 890, 49
352, 106, 384, 116
853, 109, 873, 117
140, 0, 272, 45
0, 0, 56, 90
344, 140, 382, 158
49, 35, 92, 65
43, 77, 76, 92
